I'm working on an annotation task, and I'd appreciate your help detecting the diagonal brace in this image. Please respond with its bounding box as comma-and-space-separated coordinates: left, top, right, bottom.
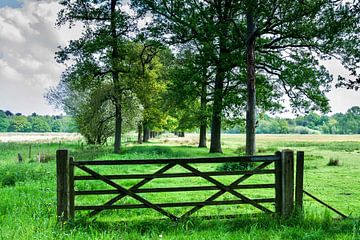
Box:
88, 163, 175, 217
75, 164, 178, 221
180, 162, 273, 219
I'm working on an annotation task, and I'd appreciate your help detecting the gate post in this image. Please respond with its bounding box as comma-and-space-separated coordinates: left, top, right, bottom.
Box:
68, 157, 75, 220
275, 151, 282, 215
56, 149, 69, 223
281, 150, 294, 218
295, 151, 304, 210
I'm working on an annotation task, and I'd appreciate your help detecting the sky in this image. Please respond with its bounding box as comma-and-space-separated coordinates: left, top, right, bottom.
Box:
0, 0, 359, 117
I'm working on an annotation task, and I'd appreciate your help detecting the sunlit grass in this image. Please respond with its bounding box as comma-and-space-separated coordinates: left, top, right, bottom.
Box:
0, 133, 360, 239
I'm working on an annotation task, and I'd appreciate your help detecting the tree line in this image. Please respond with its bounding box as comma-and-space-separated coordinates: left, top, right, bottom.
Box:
47, 0, 360, 153
0, 110, 77, 133
2, 105, 358, 135
225, 106, 360, 135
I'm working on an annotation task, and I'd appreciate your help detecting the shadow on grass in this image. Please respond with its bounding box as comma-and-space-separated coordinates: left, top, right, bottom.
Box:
63, 213, 360, 238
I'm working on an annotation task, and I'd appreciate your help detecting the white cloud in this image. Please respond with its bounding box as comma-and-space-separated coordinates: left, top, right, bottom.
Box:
0, 0, 358, 117
0, 0, 81, 115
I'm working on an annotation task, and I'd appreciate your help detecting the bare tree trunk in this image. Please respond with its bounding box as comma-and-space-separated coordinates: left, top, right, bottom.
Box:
245, 11, 256, 156
209, 45, 226, 153
198, 78, 207, 148
143, 123, 150, 142
110, 0, 122, 153
199, 124, 207, 148
137, 124, 143, 144
114, 103, 122, 153
209, 67, 224, 153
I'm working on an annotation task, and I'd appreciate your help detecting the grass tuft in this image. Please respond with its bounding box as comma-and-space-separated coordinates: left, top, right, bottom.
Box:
327, 157, 341, 166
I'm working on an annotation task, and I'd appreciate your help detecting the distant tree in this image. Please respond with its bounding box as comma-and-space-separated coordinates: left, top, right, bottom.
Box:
4, 111, 13, 117
30, 116, 52, 132
59, 116, 78, 133
166, 49, 211, 147
8, 116, 32, 132
51, 120, 62, 132
0, 111, 10, 132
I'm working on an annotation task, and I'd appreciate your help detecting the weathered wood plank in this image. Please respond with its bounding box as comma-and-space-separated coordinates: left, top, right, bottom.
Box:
180, 163, 273, 214
68, 157, 75, 220
295, 151, 304, 210
281, 150, 294, 218
74, 169, 276, 180
89, 163, 175, 217
75, 198, 275, 210
275, 151, 282, 215
180, 162, 273, 218
75, 184, 276, 195
56, 149, 69, 223
75, 164, 178, 220
74, 155, 279, 166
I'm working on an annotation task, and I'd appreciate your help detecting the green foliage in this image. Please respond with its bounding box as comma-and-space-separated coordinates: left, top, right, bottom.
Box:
8, 116, 32, 132
0, 164, 49, 187
217, 161, 255, 171
0, 114, 10, 132
225, 106, 360, 134
30, 116, 51, 132
0, 110, 77, 133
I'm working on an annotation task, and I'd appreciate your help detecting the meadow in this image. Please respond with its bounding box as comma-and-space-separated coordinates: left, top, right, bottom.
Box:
0, 133, 360, 239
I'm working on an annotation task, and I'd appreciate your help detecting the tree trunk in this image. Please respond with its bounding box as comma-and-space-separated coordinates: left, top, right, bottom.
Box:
245, 11, 256, 156
110, 0, 122, 153
209, 37, 226, 153
143, 123, 150, 142
114, 103, 122, 153
137, 124, 143, 144
209, 67, 224, 153
199, 124, 207, 148
199, 77, 207, 148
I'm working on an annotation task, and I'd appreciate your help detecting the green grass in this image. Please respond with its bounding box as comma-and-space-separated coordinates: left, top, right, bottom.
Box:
0, 134, 360, 239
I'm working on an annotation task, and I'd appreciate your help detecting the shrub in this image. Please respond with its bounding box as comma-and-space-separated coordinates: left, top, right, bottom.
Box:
257, 147, 278, 153
217, 161, 255, 171
1, 175, 16, 187
327, 157, 340, 166
234, 146, 246, 155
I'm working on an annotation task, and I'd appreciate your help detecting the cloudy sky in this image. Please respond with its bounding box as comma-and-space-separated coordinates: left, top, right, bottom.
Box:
0, 0, 359, 116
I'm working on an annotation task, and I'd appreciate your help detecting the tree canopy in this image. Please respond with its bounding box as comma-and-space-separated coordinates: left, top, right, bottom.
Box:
47, 0, 360, 153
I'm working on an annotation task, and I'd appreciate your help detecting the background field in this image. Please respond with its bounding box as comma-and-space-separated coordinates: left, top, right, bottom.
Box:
0, 133, 360, 239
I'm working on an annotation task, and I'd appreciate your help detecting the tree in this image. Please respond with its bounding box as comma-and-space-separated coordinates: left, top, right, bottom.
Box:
166, 49, 211, 147
0, 111, 10, 132
8, 116, 32, 132
56, 0, 135, 153
134, 0, 249, 153
130, 42, 171, 143
236, 0, 360, 154
30, 116, 52, 132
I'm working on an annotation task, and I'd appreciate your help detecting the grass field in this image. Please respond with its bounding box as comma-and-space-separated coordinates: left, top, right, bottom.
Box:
0, 133, 360, 239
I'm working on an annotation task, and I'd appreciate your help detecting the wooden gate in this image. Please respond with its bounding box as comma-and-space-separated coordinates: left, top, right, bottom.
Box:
56, 149, 303, 223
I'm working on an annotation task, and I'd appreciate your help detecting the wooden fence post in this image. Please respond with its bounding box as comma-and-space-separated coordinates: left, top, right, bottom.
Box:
275, 151, 282, 215
295, 151, 304, 210
68, 157, 75, 220
281, 150, 294, 218
56, 149, 69, 223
